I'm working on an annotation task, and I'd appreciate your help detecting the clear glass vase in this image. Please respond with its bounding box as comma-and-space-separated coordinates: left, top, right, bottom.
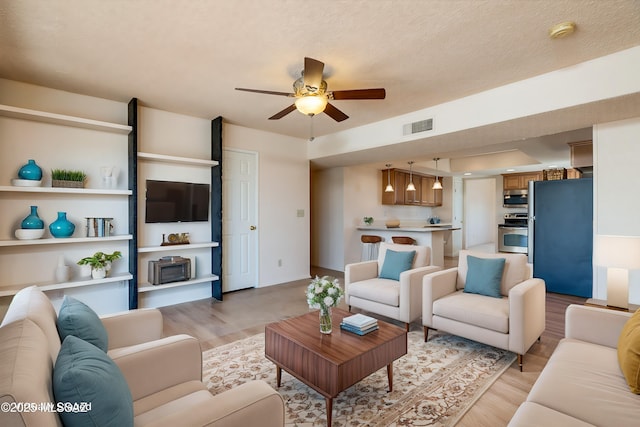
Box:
319, 306, 332, 334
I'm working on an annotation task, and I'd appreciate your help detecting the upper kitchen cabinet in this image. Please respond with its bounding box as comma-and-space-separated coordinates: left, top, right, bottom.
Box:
502, 171, 542, 190
381, 168, 442, 207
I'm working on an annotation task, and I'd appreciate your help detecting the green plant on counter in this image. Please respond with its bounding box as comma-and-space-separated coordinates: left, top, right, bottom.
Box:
51, 169, 87, 182
363, 216, 374, 225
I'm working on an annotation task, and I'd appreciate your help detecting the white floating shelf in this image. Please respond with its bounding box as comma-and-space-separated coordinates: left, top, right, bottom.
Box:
0, 273, 133, 297
0, 104, 132, 134
0, 186, 132, 195
0, 235, 133, 247
138, 242, 219, 253
137, 274, 219, 293
138, 152, 219, 167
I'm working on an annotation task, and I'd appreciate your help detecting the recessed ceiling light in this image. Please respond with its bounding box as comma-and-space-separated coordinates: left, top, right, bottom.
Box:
464, 172, 472, 176
548, 164, 558, 168
506, 169, 516, 172
549, 21, 576, 39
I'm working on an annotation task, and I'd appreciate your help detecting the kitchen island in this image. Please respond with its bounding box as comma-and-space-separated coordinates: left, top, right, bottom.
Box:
356, 225, 458, 267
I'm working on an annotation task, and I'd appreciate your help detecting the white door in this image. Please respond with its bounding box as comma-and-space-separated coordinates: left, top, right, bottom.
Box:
222, 150, 258, 292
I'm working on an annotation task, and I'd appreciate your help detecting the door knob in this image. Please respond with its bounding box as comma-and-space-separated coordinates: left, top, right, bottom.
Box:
250, 225, 256, 230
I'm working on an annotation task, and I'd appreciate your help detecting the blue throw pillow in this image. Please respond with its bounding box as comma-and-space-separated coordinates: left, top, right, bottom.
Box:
379, 249, 416, 281
53, 335, 133, 427
57, 296, 108, 352
463, 255, 506, 298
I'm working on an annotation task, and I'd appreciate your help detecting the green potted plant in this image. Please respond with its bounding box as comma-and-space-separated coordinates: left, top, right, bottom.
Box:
363, 216, 374, 226
51, 169, 87, 188
77, 251, 122, 279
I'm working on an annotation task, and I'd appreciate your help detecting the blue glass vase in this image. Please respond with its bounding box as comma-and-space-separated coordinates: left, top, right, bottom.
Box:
21, 206, 44, 229
18, 159, 43, 181
49, 212, 75, 238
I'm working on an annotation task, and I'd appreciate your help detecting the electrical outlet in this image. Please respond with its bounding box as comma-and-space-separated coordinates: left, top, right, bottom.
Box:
297, 209, 305, 217
278, 259, 282, 267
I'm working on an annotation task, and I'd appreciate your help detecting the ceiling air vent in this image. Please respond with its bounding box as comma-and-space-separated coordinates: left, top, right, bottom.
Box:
403, 118, 433, 135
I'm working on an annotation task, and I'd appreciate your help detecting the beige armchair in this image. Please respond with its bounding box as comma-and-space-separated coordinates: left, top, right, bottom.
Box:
422, 250, 546, 370
345, 242, 441, 331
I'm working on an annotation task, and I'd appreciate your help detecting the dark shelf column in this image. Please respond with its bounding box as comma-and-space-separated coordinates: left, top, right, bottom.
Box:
128, 98, 139, 309
211, 116, 223, 300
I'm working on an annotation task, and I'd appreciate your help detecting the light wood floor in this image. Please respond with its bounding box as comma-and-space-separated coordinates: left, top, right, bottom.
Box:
159, 261, 586, 426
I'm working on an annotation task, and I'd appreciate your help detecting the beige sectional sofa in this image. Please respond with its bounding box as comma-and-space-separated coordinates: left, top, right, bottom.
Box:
508, 304, 640, 426
0, 286, 284, 427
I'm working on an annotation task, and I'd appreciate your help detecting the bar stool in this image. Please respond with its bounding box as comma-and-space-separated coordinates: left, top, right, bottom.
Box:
361, 235, 382, 261
392, 236, 416, 245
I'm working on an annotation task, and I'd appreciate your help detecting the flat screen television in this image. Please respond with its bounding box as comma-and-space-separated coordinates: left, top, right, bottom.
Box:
145, 180, 210, 223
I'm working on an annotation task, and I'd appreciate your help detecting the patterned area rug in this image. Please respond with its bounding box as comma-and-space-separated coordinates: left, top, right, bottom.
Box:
203, 331, 515, 427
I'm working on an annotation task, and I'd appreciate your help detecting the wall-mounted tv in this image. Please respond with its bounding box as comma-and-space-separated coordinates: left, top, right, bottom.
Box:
145, 180, 210, 223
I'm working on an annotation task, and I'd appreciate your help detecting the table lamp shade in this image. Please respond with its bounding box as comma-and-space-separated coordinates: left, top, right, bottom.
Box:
596, 235, 640, 309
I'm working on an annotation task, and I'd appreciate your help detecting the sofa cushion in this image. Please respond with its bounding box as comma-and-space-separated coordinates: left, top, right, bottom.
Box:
618, 308, 640, 393
463, 255, 505, 298
527, 338, 640, 427
379, 249, 416, 281
53, 335, 133, 427
347, 278, 400, 306
433, 290, 509, 333
57, 296, 108, 352
456, 250, 527, 295
0, 319, 61, 427
508, 402, 596, 427
377, 242, 430, 271
1, 285, 61, 363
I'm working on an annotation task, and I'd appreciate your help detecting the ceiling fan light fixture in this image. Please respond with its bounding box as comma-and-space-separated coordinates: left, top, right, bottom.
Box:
295, 94, 328, 116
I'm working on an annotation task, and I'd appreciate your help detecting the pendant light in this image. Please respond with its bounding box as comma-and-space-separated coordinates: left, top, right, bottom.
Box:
406, 161, 416, 191
384, 164, 394, 192
432, 158, 443, 190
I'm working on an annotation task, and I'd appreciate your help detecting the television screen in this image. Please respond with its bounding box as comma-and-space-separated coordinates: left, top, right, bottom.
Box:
145, 180, 210, 223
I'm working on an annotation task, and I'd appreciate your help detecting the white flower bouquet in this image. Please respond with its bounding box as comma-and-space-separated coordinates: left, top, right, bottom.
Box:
306, 275, 344, 310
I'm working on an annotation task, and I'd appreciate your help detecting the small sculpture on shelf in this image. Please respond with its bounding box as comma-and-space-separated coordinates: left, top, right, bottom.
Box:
161, 232, 190, 246
77, 251, 122, 279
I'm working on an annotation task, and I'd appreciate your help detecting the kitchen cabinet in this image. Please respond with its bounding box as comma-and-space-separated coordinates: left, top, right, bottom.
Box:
502, 171, 542, 190
568, 141, 593, 168
381, 168, 442, 206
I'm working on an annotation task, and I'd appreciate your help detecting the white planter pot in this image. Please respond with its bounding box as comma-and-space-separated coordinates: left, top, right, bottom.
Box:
91, 267, 106, 279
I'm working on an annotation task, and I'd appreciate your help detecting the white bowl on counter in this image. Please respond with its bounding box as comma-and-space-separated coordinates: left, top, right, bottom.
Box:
12, 179, 42, 187
15, 229, 45, 240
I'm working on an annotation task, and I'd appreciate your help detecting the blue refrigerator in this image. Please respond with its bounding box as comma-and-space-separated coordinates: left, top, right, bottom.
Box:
528, 178, 593, 297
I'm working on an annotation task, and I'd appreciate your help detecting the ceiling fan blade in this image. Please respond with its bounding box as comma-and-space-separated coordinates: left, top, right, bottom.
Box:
268, 104, 297, 120
323, 103, 349, 122
303, 57, 324, 91
235, 88, 293, 97
330, 88, 386, 100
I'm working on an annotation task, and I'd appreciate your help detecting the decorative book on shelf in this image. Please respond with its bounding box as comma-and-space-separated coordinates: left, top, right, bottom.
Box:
340, 313, 379, 335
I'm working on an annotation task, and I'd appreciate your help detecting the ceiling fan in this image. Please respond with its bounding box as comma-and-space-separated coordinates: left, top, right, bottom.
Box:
235, 57, 386, 122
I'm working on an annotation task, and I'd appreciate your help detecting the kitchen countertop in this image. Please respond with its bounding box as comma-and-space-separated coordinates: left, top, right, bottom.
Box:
357, 224, 457, 232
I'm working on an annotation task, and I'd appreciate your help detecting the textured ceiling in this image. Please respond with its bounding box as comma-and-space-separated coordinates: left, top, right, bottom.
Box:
1, 0, 640, 171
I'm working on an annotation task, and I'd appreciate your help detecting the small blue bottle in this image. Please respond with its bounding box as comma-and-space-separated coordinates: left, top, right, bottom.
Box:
18, 159, 43, 181
21, 206, 44, 229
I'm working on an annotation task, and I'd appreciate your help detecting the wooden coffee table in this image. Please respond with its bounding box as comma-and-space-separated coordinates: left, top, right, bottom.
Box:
264, 308, 407, 426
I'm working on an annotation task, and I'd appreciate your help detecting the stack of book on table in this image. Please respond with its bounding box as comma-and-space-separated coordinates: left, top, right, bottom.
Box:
340, 313, 379, 335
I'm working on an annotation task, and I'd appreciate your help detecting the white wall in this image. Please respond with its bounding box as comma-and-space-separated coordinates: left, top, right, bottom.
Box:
593, 117, 640, 304
223, 124, 310, 286
463, 178, 497, 250
311, 167, 344, 270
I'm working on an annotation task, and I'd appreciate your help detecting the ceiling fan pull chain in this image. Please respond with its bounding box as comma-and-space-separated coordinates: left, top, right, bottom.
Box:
309, 115, 315, 142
